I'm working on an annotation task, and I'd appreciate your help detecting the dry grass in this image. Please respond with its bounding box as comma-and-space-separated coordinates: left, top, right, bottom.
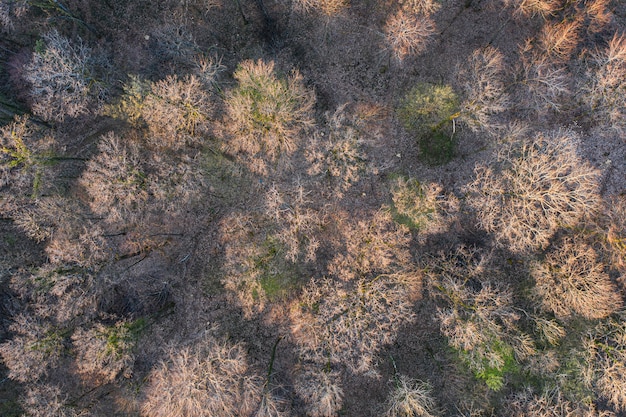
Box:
466, 131, 602, 253
531, 238, 622, 320
384, 10, 436, 61
385, 375, 438, 417
141, 331, 262, 417
225, 59, 315, 174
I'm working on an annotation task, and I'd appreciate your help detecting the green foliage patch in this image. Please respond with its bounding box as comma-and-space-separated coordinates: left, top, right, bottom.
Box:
389, 175, 439, 232
254, 237, 300, 301
99, 318, 146, 359
459, 338, 518, 391
398, 83, 460, 165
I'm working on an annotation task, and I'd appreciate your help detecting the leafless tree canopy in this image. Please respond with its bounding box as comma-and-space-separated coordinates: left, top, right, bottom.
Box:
0, 0, 624, 415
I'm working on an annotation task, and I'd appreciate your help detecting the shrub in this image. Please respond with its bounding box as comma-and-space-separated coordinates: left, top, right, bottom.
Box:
384, 10, 436, 61
72, 319, 144, 383
585, 312, 626, 412
0, 314, 64, 383
582, 33, 626, 137
456, 47, 509, 134
0, 115, 55, 196
141, 331, 262, 417
389, 176, 443, 233
398, 83, 459, 165
290, 271, 419, 375
294, 368, 344, 417
225, 59, 315, 174
384, 375, 438, 417
531, 238, 622, 320
505, 388, 615, 417
109, 74, 212, 149
465, 131, 601, 253
306, 105, 367, 198
24, 30, 108, 122
427, 248, 535, 390
328, 209, 412, 281
292, 0, 349, 15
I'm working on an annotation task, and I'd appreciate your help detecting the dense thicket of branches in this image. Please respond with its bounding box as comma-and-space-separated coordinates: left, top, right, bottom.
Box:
0, 0, 624, 415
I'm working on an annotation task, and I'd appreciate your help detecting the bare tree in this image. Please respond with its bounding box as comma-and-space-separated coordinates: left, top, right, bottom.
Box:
292, 0, 349, 15
141, 331, 263, 417
456, 47, 509, 134
582, 33, 626, 137
384, 10, 435, 62
505, 388, 615, 417
531, 238, 622, 320
306, 105, 367, 199
24, 30, 108, 122
290, 271, 419, 375
384, 375, 439, 417
294, 367, 344, 417
466, 131, 601, 253
224, 59, 315, 174
585, 313, 626, 412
